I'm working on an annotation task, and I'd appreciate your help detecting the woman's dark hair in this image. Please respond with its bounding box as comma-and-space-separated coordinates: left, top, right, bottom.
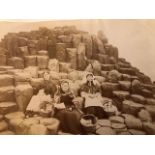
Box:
44, 80, 57, 98
60, 80, 70, 94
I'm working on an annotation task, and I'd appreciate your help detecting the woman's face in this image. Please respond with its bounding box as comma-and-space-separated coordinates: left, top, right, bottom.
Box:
86, 75, 93, 82
61, 82, 69, 92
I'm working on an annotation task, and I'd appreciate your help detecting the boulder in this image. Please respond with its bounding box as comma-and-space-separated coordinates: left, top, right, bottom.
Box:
122, 100, 144, 115
50, 71, 61, 80
128, 129, 146, 135
118, 62, 131, 68
97, 119, 111, 127
104, 44, 118, 59
77, 43, 87, 70
5, 111, 25, 121
0, 102, 17, 114
17, 117, 40, 134
109, 116, 125, 124
37, 50, 48, 56
58, 35, 72, 43
14, 72, 31, 84
131, 79, 142, 94
94, 54, 109, 64
111, 123, 127, 133
17, 46, 29, 58
28, 124, 48, 135
24, 66, 38, 78
143, 122, 155, 135
146, 98, 155, 105
72, 34, 82, 48
94, 76, 106, 84
0, 121, 8, 132
40, 118, 60, 134
141, 89, 153, 98
8, 57, 24, 69
9, 118, 24, 134
96, 37, 105, 54
107, 70, 121, 83
118, 81, 131, 91
56, 43, 66, 62
24, 56, 37, 67
0, 86, 15, 102
138, 109, 152, 122
145, 105, 155, 119
59, 62, 72, 73
96, 127, 116, 135
130, 94, 146, 104
59, 72, 68, 79
113, 90, 130, 100
37, 56, 49, 69
0, 66, 14, 71
101, 71, 109, 78
118, 67, 136, 75
109, 56, 117, 64
82, 34, 93, 58
123, 114, 143, 130
22, 117, 39, 127
122, 74, 131, 81
0, 74, 14, 87
15, 84, 33, 112
97, 30, 108, 44
37, 37, 48, 51
0, 54, 7, 66
68, 71, 80, 81
101, 82, 119, 97
101, 64, 115, 71
48, 59, 59, 72
66, 48, 77, 69
18, 37, 28, 46
85, 60, 101, 76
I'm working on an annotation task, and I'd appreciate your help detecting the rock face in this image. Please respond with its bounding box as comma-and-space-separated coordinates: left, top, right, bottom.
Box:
15, 84, 33, 112
122, 100, 144, 115
0, 25, 155, 135
0, 74, 14, 87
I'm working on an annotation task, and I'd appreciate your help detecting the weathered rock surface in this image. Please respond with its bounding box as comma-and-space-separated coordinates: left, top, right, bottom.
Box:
0, 102, 17, 114
0, 26, 154, 135
123, 114, 143, 130
96, 127, 116, 135
15, 84, 33, 112
122, 100, 144, 115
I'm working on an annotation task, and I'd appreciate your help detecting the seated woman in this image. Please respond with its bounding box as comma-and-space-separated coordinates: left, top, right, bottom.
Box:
80, 73, 105, 119
54, 80, 82, 135
26, 86, 54, 117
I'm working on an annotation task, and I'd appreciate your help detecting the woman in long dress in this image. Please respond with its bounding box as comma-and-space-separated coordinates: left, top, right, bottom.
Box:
80, 73, 105, 119
54, 80, 82, 134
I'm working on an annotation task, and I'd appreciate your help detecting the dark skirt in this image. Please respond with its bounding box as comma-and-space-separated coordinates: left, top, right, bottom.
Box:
84, 106, 106, 119
55, 108, 82, 134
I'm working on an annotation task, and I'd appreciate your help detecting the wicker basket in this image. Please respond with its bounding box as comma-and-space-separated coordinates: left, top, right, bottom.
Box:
80, 114, 97, 133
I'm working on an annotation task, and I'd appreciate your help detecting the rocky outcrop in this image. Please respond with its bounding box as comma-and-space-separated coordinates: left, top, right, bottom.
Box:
0, 26, 154, 135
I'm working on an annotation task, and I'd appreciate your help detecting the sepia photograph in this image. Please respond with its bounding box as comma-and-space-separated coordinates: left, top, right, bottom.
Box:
0, 19, 155, 135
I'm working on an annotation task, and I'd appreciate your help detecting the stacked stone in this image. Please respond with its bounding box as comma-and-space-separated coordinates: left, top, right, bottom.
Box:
0, 72, 18, 135
0, 26, 154, 134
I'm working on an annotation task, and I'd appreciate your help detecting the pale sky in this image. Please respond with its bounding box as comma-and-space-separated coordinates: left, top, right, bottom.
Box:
0, 19, 154, 81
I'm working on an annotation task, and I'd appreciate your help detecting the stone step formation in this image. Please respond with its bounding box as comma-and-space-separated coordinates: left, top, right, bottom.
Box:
0, 26, 155, 135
